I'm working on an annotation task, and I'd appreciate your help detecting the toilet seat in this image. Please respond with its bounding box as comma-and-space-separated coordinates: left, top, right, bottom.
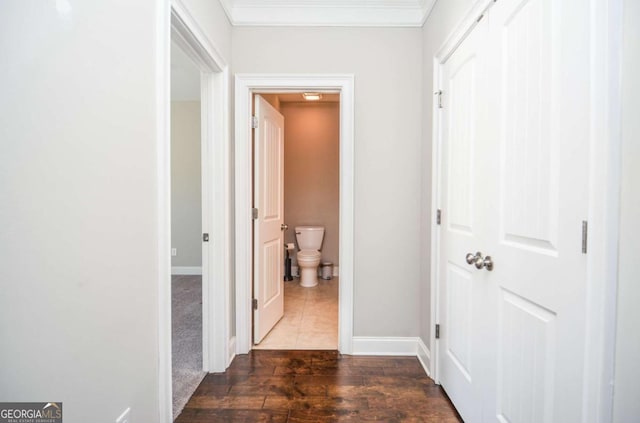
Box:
297, 250, 321, 261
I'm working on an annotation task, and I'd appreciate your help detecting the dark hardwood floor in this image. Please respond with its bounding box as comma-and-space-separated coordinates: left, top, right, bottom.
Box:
176, 350, 462, 422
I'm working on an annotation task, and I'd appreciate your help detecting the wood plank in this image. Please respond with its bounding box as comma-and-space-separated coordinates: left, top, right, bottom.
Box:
176, 350, 462, 422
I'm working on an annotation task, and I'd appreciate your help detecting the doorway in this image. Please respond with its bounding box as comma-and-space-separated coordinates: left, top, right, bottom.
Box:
234, 75, 355, 355
252, 93, 341, 350
169, 39, 205, 418
158, 4, 232, 422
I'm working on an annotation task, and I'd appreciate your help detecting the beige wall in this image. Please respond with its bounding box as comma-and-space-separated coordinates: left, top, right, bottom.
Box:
613, 0, 640, 419
171, 101, 202, 268
234, 27, 423, 337
281, 102, 340, 267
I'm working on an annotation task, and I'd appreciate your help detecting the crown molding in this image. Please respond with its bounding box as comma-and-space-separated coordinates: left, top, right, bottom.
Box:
219, 0, 437, 27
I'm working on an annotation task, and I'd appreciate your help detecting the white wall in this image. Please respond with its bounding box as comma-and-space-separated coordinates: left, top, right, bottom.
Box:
0, 1, 159, 421
182, 0, 232, 62
420, 0, 474, 344
0, 0, 231, 421
171, 101, 202, 268
233, 27, 423, 336
613, 0, 640, 419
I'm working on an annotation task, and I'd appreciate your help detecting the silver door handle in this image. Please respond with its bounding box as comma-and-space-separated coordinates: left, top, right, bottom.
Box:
466, 252, 482, 265
474, 255, 493, 271
465, 252, 493, 271
281, 223, 288, 231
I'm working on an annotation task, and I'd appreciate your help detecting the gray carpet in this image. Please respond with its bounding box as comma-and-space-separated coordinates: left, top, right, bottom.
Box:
172, 275, 205, 420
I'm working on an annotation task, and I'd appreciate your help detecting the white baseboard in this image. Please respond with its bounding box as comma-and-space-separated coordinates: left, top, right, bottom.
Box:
171, 266, 202, 275
416, 337, 431, 377
228, 336, 236, 367
352, 336, 420, 355
352, 336, 431, 377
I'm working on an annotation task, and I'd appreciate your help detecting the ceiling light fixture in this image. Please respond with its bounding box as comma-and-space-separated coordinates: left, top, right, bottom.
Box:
302, 92, 322, 101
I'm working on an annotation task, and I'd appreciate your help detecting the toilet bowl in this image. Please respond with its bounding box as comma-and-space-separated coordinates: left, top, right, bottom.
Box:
295, 226, 325, 288
297, 250, 322, 287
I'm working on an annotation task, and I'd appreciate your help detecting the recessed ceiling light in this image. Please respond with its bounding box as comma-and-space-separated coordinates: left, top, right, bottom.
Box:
302, 92, 322, 101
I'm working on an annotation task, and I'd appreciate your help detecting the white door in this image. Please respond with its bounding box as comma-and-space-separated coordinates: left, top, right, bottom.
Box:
253, 95, 285, 344
437, 16, 491, 423
437, 0, 591, 420
482, 0, 590, 420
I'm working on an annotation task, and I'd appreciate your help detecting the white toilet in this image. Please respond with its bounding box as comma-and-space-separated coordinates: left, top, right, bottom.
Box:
295, 226, 325, 288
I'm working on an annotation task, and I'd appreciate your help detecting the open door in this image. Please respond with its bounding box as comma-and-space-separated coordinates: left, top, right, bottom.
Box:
253, 95, 285, 344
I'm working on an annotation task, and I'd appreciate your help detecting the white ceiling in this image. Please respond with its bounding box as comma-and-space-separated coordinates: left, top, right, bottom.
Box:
218, 0, 437, 27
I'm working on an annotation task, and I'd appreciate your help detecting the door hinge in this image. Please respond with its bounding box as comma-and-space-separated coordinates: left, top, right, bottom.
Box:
251, 116, 258, 129
582, 220, 588, 254
434, 90, 443, 109
252, 298, 258, 310
436, 209, 442, 225
435, 324, 440, 339
252, 208, 258, 220
202, 233, 209, 242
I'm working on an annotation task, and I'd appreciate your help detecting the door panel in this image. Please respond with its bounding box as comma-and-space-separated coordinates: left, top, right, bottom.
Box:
447, 54, 477, 235
500, 0, 557, 254
485, 0, 590, 420
497, 289, 556, 423
438, 16, 489, 423
446, 263, 473, 381
253, 95, 285, 344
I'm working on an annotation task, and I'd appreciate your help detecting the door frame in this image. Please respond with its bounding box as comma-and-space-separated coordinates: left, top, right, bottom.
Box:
234, 74, 355, 355
158, 1, 231, 421
429, 0, 623, 419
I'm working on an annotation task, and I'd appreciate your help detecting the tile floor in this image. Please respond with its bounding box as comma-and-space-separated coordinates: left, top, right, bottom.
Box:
254, 277, 338, 350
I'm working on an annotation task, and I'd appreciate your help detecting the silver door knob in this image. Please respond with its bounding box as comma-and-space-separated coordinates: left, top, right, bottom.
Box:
466, 252, 482, 265
281, 223, 288, 231
474, 255, 493, 271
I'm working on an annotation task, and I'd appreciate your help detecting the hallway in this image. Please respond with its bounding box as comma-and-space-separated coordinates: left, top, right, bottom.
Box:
174, 350, 462, 421
4, 1, 634, 421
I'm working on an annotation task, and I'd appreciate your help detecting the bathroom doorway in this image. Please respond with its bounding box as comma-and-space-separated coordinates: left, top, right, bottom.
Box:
234, 74, 355, 356
252, 92, 340, 350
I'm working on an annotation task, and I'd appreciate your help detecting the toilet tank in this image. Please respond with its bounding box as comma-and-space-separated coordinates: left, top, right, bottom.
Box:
295, 226, 325, 250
